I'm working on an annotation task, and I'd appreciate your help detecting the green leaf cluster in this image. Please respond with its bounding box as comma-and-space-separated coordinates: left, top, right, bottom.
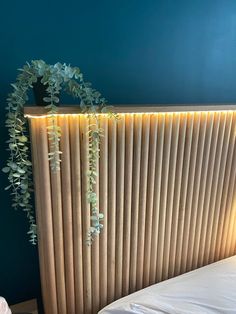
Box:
3, 60, 118, 245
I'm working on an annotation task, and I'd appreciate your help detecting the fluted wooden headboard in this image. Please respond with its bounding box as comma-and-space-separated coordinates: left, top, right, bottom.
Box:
25, 105, 236, 314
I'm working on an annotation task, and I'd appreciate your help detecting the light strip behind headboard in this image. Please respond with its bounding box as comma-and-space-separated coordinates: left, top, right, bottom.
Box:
27, 106, 236, 314
24, 104, 236, 116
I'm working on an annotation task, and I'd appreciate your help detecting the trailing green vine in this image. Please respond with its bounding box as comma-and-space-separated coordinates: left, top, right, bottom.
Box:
3, 60, 117, 245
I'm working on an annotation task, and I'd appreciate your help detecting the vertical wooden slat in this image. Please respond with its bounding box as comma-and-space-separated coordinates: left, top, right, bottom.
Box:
69, 115, 84, 314
175, 113, 194, 276
181, 112, 201, 274
115, 115, 125, 298
91, 223, 100, 313
143, 114, 158, 287
191, 112, 214, 270
122, 114, 134, 296
156, 113, 173, 282
136, 114, 150, 290
33, 118, 58, 314
99, 116, 108, 308
203, 112, 228, 264
48, 116, 67, 314
29, 119, 49, 314
80, 116, 92, 314
59, 115, 75, 314
186, 113, 207, 272
197, 112, 221, 268
212, 112, 234, 262
225, 135, 236, 256
90, 116, 100, 314
129, 114, 142, 292
229, 188, 236, 255
162, 113, 180, 280
218, 113, 236, 260
222, 144, 236, 258
91, 231, 99, 313
107, 117, 117, 303
149, 114, 165, 285
168, 113, 187, 278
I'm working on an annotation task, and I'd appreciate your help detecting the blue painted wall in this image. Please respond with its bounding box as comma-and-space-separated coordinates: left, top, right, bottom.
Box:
1, 0, 236, 307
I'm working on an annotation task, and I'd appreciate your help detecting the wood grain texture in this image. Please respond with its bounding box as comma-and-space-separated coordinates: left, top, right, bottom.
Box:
30, 118, 58, 314
107, 118, 117, 303
122, 114, 134, 296
99, 116, 108, 309
69, 115, 84, 313
29, 111, 236, 314
24, 104, 236, 116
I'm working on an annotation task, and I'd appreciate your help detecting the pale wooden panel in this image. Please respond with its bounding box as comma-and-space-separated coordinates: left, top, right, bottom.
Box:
107, 118, 117, 303
168, 113, 187, 278
59, 115, 75, 313
175, 113, 194, 276
122, 114, 134, 296
129, 114, 142, 292
143, 114, 158, 287
99, 116, 108, 308
29, 110, 236, 314
136, 114, 150, 290
229, 185, 236, 255
196, 112, 221, 268
48, 116, 67, 314
29, 119, 49, 314
115, 115, 125, 299
191, 113, 214, 270
24, 104, 236, 116
217, 113, 236, 260
225, 156, 236, 257
162, 113, 180, 280
149, 114, 165, 285
203, 112, 228, 264
89, 116, 100, 314
186, 113, 208, 272
69, 115, 84, 313
80, 116, 92, 314
156, 113, 173, 282
181, 113, 201, 274
30, 118, 58, 314
212, 113, 235, 263
220, 140, 236, 259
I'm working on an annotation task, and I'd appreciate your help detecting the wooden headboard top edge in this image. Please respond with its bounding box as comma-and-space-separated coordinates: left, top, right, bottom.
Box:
24, 104, 236, 115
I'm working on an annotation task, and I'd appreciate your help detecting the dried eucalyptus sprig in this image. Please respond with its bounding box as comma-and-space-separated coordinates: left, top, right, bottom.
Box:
86, 115, 104, 244
3, 60, 117, 244
66, 79, 119, 243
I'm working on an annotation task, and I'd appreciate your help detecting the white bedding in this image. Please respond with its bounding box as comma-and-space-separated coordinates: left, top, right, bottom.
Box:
99, 255, 236, 313
0, 297, 11, 314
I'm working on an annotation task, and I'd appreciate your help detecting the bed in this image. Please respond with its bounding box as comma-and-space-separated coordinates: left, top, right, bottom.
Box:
99, 255, 236, 313
0, 297, 11, 314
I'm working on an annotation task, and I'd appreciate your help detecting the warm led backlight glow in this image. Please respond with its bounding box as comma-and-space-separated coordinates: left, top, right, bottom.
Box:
24, 110, 235, 119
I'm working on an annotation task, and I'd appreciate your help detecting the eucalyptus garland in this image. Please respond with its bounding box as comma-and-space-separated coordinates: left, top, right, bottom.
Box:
3, 60, 117, 245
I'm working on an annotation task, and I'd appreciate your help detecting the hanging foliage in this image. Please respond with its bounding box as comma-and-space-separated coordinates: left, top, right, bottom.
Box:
3, 60, 118, 245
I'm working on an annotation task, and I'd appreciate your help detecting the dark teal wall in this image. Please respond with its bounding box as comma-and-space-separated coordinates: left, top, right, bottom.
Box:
1, 0, 236, 307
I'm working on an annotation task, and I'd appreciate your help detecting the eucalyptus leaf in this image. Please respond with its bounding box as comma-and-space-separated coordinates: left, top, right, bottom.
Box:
18, 135, 28, 142
4, 59, 118, 245
12, 173, 21, 178
2, 167, 10, 173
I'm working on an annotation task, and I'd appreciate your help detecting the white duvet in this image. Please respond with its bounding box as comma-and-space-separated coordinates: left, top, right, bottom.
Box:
0, 297, 11, 314
99, 255, 236, 314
